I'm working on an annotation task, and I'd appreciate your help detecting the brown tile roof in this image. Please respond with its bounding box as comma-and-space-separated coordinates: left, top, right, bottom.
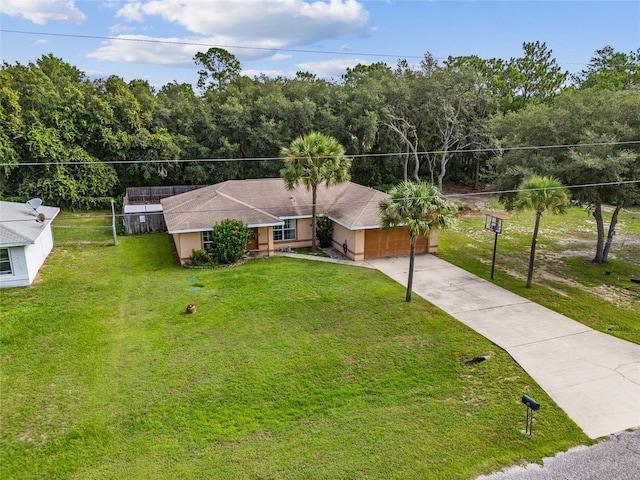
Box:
160, 178, 389, 233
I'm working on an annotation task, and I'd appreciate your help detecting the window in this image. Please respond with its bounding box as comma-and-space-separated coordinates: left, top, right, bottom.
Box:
273, 219, 296, 241
202, 230, 214, 253
0, 249, 11, 275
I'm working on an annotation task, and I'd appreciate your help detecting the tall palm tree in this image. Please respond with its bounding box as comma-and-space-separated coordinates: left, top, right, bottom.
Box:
281, 133, 351, 253
379, 181, 456, 302
514, 176, 570, 288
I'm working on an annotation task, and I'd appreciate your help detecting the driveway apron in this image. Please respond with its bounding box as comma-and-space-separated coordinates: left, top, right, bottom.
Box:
365, 254, 640, 439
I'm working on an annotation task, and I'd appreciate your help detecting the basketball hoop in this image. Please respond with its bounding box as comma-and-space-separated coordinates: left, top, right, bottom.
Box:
484, 214, 503, 234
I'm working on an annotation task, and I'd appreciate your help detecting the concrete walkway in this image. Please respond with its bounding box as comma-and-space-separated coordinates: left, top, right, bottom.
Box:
364, 254, 640, 439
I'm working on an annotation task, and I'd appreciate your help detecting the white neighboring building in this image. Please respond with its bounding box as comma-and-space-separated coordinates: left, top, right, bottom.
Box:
0, 200, 60, 288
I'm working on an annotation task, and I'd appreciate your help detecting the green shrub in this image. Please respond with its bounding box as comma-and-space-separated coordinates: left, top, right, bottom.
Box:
316, 214, 333, 248
210, 219, 253, 264
189, 249, 212, 266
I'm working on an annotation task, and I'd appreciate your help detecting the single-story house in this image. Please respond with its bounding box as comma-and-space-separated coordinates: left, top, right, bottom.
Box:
161, 178, 438, 263
0, 200, 60, 288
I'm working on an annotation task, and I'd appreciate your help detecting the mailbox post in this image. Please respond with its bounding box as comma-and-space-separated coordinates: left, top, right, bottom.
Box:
522, 395, 540, 435
484, 214, 504, 280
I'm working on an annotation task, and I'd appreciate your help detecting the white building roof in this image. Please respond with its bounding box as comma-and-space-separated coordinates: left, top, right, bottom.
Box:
0, 201, 60, 247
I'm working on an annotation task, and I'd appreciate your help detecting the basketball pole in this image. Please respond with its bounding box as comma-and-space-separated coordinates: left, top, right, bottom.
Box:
491, 229, 498, 280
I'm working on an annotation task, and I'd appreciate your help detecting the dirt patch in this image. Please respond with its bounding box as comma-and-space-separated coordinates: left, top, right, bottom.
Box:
499, 254, 639, 306
444, 186, 495, 211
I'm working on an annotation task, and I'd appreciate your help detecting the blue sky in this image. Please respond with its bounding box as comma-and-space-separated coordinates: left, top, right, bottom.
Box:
1, 1, 639, 89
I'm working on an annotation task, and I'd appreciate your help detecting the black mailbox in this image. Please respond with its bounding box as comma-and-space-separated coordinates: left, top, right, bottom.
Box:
522, 395, 540, 411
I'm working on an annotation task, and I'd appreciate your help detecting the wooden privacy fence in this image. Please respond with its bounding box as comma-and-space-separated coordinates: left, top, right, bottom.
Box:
124, 185, 203, 205
122, 185, 204, 235
122, 210, 166, 235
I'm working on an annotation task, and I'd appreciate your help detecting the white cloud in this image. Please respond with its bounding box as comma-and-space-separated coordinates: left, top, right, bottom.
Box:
35, 39, 49, 45
243, 68, 293, 79
296, 57, 368, 78
0, 0, 86, 25
117, 2, 146, 22
83, 69, 110, 81
109, 23, 138, 35
268, 53, 293, 61
88, 35, 203, 67
115, 0, 368, 47
89, 1, 371, 76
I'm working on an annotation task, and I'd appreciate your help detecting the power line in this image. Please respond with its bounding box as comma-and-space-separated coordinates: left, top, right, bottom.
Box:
3, 29, 636, 68
445, 179, 640, 199
3, 140, 639, 167
2, 179, 638, 223
1, 29, 425, 60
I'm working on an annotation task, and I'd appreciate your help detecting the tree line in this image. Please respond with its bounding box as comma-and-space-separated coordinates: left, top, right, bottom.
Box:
1, 42, 638, 232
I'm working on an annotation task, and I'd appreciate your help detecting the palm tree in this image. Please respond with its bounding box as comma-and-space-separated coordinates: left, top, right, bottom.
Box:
514, 176, 570, 288
379, 181, 456, 302
280, 133, 351, 253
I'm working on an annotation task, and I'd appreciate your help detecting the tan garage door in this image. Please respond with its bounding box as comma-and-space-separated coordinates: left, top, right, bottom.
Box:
364, 227, 429, 259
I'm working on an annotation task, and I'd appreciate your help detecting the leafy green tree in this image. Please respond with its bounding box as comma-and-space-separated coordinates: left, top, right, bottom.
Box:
573, 46, 640, 90
281, 133, 351, 253
512, 176, 570, 288
283, 72, 340, 137
0, 71, 22, 183
562, 143, 638, 264
202, 75, 290, 179
418, 67, 495, 189
0, 56, 119, 207
379, 181, 456, 301
340, 64, 389, 155
154, 81, 215, 183
209, 218, 253, 264
510, 41, 567, 108
445, 54, 514, 111
194, 47, 241, 91
128, 79, 157, 126
491, 88, 640, 262
446, 42, 566, 112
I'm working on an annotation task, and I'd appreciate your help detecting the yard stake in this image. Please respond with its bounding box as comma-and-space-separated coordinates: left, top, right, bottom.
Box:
111, 200, 117, 245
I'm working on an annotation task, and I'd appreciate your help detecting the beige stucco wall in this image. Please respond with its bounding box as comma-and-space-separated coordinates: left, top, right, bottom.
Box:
255, 226, 268, 253
173, 231, 203, 262
171, 220, 439, 263
272, 218, 313, 251
331, 223, 365, 261
293, 218, 313, 246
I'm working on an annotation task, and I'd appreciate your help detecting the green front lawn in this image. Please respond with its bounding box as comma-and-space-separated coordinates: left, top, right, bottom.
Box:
1, 229, 588, 479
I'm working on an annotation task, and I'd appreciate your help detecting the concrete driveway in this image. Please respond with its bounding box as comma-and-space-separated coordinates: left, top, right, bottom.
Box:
365, 254, 640, 439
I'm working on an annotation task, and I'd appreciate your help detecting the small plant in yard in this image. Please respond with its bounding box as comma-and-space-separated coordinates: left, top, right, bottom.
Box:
316, 214, 333, 248
188, 249, 212, 266
209, 218, 253, 264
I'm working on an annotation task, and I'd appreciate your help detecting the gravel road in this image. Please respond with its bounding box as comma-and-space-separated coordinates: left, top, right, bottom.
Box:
476, 429, 640, 480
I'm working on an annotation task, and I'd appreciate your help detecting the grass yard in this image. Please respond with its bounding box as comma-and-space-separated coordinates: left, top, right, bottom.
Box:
0, 218, 589, 479
439, 200, 640, 345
